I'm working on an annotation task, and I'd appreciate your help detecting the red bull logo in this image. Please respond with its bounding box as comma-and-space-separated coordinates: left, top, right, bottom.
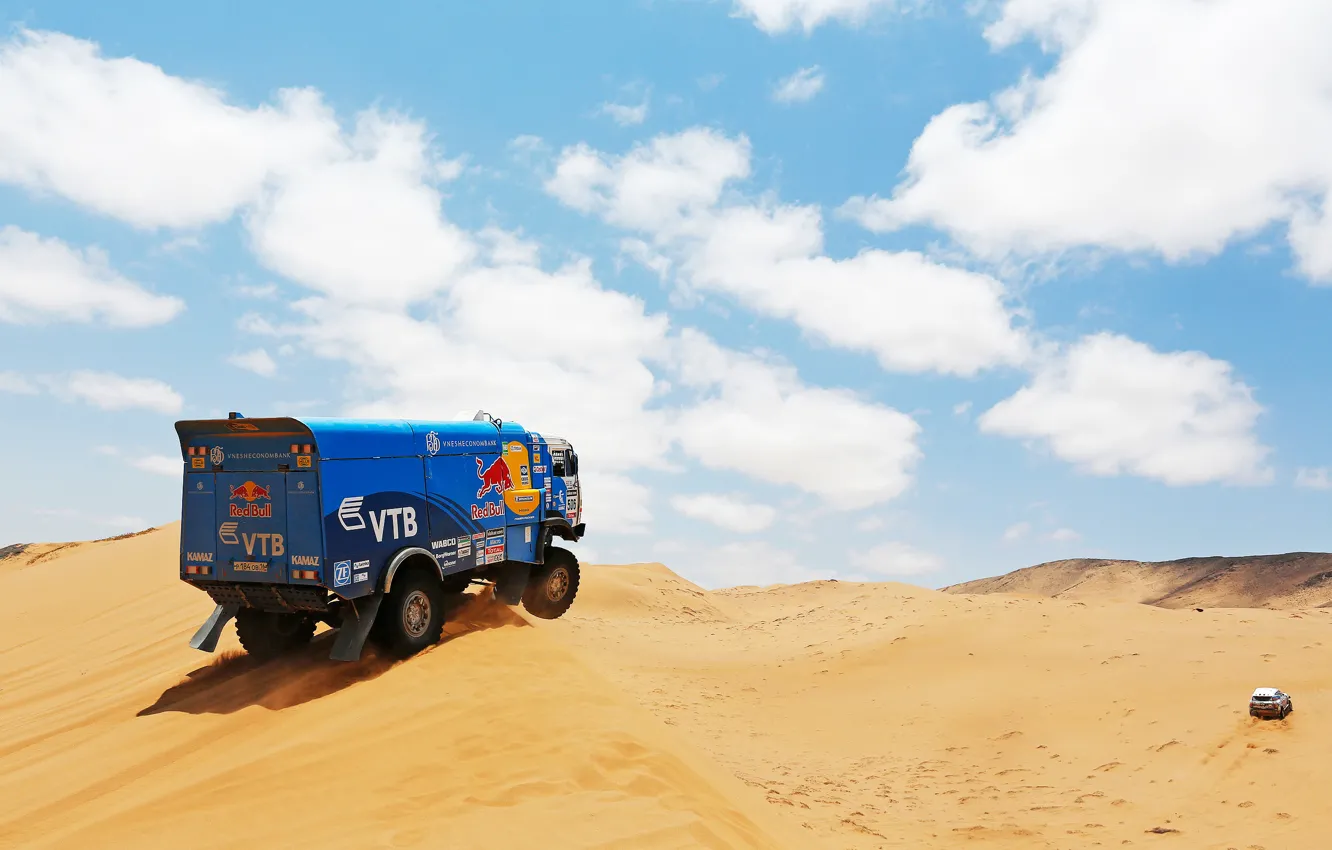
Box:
475, 456, 514, 499
229, 480, 272, 518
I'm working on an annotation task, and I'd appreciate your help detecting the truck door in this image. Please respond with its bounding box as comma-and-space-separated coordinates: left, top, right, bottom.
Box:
498, 438, 540, 562
215, 471, 288, 583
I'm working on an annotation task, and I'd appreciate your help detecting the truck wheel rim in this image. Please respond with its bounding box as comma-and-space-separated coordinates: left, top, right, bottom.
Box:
403, 590, 431, 638
546, 567, 570, 602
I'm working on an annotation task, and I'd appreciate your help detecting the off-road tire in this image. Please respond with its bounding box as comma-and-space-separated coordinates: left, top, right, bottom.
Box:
235, 609, 316, 661
522, 548, 580, 620
380, 570, 445, 658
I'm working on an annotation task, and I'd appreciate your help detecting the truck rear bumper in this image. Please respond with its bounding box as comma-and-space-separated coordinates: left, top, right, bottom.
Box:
186, 579, 330, 613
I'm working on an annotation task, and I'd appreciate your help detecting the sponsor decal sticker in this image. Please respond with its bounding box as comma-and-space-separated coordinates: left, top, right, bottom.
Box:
333, 560, 352, 587
291, 554, 320, 567
353, 571, 369, 583
337, 497, 418, 541
241, 532, 284, 557
353, 559, 370, 570
218, 522, 239, 545
437, 557, 457, 569
229, 480, 273, 518
186, 551, 214, 562
209, 446, 225, 465
191, 457, 206, 469
533, 465, 547, 475
470, 502, 504, 520
471, 532, 485, 542
297, 455, 312, 468
338, 496, 366, 531
475, 456, 514, 498
426, 430, 441, 456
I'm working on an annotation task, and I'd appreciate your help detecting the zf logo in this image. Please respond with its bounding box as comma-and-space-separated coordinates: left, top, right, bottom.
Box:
337, 497, 418, 542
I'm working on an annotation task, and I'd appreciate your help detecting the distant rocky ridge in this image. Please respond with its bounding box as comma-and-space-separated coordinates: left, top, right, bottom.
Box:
0, 543, 28, 561
942, 552, 1332, 609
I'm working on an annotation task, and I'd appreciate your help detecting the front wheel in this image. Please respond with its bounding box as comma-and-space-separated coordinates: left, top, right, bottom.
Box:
522, 548, 580, 619
236, 609, 316, 661
379, 571, 445, 658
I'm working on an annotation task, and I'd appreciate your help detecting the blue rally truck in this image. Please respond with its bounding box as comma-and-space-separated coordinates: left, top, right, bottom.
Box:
175, 411, 586, 662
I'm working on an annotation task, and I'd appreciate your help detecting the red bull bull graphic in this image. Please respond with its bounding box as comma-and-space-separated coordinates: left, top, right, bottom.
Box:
475, 456, 514, 498
229, 480, 273, 518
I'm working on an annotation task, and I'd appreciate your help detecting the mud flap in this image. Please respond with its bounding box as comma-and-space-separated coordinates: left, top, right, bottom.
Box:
329, 593, 384, 663
189, 603, 241, 653
494, 562, 532, 606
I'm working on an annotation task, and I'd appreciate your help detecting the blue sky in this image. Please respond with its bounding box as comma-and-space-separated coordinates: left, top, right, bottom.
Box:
1, 0, 1330, 588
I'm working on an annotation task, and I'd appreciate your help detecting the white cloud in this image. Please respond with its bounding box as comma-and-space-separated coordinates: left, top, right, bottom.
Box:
697, 73, 725, 91
0, 32, 470, 306
0, 30, 340, 229
0, 227, 184, 326
772, 66, 826, 104
228, 348, 278, 378
671, 492, 777, 533
618, 238, 672, 281
547, 129, 1031, 376
847, 541, 944, 578
1002, 521, 1030, 542
545, 129, 752, 235
979, 333, 1271, 486
953, 401, 973, 416
131, 454, 182, 477
844, 0, 1332, 282
599, 100, 649, 127
245, 111, 474, 306
856, 516, 885, 532
0, 371, 37, 394
1048, 527, 1081, 542
731, 0, 904, 33
289, 254, 674, 480
59, 371, 184, 414
676, 540, 832, 589
673, 330, 921, 509
1295, 467, 1332, 490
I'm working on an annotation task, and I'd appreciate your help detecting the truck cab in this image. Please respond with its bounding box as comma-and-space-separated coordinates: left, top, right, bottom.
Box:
176, 411, 585, 662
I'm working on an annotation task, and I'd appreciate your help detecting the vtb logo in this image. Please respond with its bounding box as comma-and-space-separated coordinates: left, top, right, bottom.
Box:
229, 480, 273, 518
337, 496, 418, 543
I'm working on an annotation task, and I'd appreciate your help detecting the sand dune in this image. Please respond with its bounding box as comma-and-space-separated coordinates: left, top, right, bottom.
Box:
3, 530, 1330, 848
942, 552, 1332, 609
0, 528, 798, 849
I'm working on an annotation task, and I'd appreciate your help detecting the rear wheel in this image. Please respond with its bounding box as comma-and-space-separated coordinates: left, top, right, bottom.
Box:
235, 609, 316, 661
379, 571, 445, 658
522, 548, 580, 620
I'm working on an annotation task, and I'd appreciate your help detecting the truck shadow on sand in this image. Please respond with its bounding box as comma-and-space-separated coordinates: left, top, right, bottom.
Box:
138, 591, 528, 716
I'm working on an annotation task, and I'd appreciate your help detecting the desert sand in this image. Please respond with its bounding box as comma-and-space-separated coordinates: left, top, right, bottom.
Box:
2, 527, 1329, 849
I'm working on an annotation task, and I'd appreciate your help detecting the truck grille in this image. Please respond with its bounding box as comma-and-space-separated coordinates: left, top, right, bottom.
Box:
194, 580, 330, 613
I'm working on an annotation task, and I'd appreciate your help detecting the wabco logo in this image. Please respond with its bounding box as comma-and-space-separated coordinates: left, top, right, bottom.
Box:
229, 481, 273, 518
291, 555, 320, 567
337, 497, 418, 542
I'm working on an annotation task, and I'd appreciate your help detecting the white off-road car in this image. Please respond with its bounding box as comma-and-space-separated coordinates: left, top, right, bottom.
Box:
1249, 687, 1293, 719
